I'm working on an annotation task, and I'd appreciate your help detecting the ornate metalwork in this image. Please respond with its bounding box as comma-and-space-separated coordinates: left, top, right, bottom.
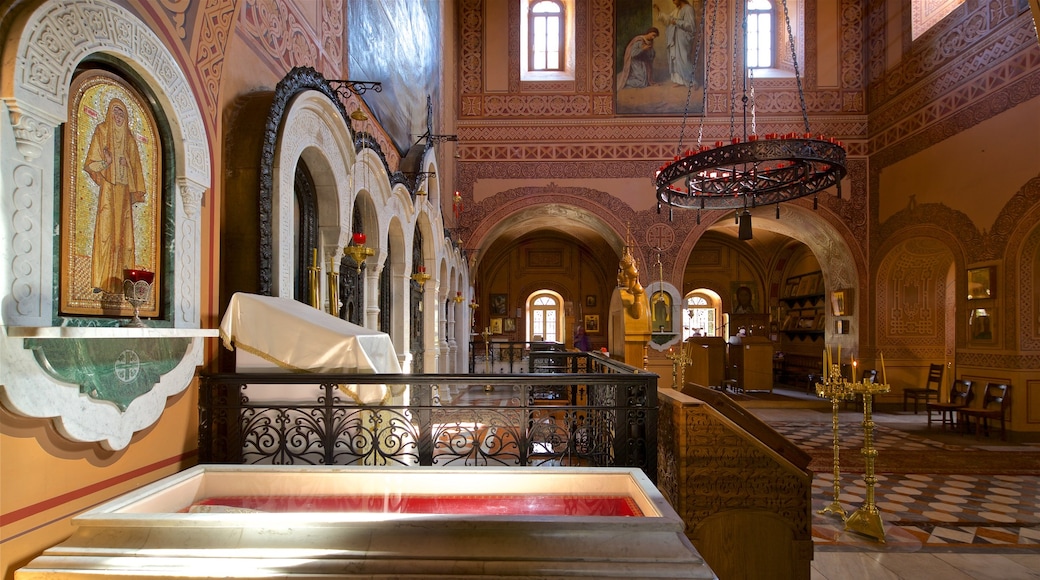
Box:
327, 79, 382, 98
259, 67, 349, 295
197, 368, 657, 480
655, 137, 848, 211
413, 131, 458, 147
654, 1, 848, 231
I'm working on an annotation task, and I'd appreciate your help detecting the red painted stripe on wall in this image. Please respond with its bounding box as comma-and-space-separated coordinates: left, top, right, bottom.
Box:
0, 452, 195, 528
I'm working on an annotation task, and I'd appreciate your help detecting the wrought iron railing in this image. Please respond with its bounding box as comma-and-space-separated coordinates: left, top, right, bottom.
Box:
198, 354, 657, 481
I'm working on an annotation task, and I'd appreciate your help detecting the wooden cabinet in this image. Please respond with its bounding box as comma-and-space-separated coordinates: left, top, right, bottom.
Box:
685, 337, 726, 389
728, 335, 774, 393
779, 271, 825, 340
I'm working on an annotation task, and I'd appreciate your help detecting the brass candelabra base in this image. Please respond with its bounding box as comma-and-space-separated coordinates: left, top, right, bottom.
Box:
844, 380, 891, 543
815, 368, 853, 521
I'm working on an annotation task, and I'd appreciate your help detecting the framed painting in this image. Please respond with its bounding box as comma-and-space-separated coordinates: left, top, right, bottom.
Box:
730, 282, 757, 314
61, 69, 162, 318
584, 314, 600, 333
967, 267, 994, 300
490, 317, 503, 335
586, 295, 597, 308
503, 317, 516, 333
490, 293, 508, 315
830, 289, 851, 316
615, 0, 706, 115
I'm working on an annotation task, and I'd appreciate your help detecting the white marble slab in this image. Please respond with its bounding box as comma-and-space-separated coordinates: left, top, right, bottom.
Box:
18, 465, 717, 579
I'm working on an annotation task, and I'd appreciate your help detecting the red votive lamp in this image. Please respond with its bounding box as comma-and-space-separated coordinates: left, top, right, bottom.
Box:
124, 269, 155, 284
352, 232, 366, 245
417, 265, 426, 273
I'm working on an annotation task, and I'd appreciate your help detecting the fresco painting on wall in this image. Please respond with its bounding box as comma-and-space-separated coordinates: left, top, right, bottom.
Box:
615, 0, 705, 115
61, 70, 161, 318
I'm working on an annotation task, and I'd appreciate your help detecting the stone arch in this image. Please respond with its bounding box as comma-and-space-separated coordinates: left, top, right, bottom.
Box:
386, 215, 409, 364
0, 0, 211, 449
269, 88, 354, 298
466, 187, 632, 270
2, 0, 210, 326
676, 203, 863, 350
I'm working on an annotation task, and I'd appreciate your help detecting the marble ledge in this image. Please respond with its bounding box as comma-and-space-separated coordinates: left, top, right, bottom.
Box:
3, 326, 220, 339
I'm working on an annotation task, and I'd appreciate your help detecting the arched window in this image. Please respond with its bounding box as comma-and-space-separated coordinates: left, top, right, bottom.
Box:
520, 0, 574, 81
682, 290, 721, 339
528, 0, 564, 71
528, 291, 561, 343
746, 0, 773, 69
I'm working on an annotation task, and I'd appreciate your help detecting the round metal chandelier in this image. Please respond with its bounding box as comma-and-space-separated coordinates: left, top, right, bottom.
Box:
654, 0, 847, 234
656, 134, 847, 210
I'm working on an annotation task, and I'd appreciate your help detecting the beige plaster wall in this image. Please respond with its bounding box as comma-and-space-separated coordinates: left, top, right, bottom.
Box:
879, 95, 1040, 228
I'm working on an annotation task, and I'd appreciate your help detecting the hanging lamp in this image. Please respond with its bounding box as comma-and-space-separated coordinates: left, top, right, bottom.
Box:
654, 0, 847, 239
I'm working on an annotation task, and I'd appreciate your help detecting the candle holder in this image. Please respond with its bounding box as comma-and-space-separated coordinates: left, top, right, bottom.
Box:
411, 270, 431, 290
814, 363, 854, 520
121, 269, 154, 328
307, 248, 321, 310
844, 378, 892, 543
343, 243, 374, 274
326, 256, 340, 316
667, 342, 694, 390
481, 326, 493, 391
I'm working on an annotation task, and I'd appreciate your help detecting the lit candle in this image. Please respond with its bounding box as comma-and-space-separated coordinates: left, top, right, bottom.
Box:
879, 350, 887, 385
124, 269, 155, 284
352, 232, 366, 245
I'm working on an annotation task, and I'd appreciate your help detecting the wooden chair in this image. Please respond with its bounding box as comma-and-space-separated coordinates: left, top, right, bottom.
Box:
902, 363, 944, 413
958, 383, 1010, 440
925, 379, 973, 430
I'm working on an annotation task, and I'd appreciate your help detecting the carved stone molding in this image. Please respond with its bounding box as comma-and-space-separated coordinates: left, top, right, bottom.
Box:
0, 0, 212, 448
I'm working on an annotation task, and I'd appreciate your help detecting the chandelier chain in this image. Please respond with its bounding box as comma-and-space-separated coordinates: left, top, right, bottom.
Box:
697, 0, 723, 148
730, 0, 741, 139
678, 0, 710, 154
780, 0, 811, 133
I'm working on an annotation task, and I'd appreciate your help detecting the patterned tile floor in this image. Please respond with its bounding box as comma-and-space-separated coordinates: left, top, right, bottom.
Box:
754, 405, 1040, 553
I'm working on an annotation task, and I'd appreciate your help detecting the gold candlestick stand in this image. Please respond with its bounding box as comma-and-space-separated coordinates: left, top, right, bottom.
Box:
668, 341, 693, 389
814, 363, 853, 520
326, 256, 339, 316
481, 326, 493, 392
844, 378, 891, 543
308, 248, 321, 309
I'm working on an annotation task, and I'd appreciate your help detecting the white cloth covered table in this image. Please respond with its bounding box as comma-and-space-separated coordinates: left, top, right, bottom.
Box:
219, 293, 402, 404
